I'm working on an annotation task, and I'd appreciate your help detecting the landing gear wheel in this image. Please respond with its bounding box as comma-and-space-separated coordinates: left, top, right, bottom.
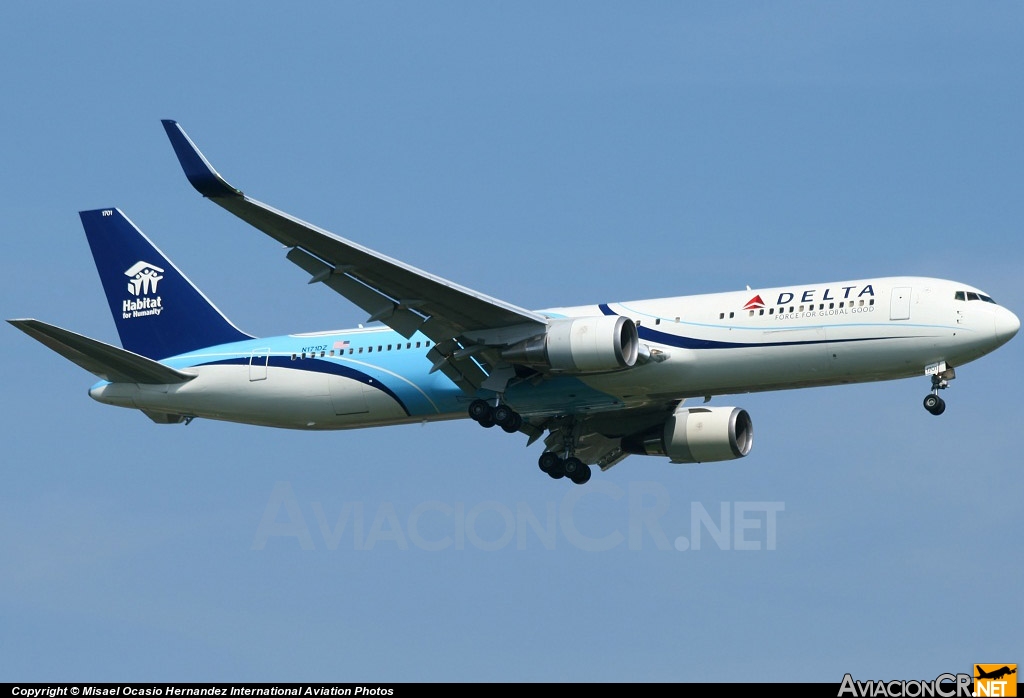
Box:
468, 399, 492, 422
569, 463, 592, 485
923, 394, 946, 416
500, 413, 523, 433
539, 451, 561, 474
547, 458, 566, 480
493, 405, 520, 432
563, 457, 583, 477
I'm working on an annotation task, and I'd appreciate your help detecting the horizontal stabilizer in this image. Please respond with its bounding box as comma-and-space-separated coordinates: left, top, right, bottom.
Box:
8, 319, 196, 385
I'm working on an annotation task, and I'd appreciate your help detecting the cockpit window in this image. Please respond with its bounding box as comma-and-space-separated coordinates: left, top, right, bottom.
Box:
958, 290, 998, 304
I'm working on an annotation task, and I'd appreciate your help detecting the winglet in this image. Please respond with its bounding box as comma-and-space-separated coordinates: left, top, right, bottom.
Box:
161, 120, 243, 199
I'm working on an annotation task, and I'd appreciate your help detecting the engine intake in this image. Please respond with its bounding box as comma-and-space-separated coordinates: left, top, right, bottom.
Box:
501, 315, 639, 373
621, 406, 753, 463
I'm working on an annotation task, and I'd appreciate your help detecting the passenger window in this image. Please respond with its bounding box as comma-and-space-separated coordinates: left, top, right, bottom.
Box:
729, 312, 734, 319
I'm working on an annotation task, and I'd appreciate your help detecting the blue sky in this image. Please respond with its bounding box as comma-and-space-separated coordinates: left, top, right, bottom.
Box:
1, 2, 1021, 682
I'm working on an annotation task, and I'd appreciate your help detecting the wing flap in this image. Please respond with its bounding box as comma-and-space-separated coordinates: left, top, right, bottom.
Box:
8, 319, 196, 385
285, 247, 427, 339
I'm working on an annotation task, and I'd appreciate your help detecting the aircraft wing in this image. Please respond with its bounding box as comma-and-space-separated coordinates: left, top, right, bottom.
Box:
162, 121, 547, 391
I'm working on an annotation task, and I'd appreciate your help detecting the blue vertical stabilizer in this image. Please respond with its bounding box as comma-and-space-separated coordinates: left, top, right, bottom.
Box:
80, 208, 252, 359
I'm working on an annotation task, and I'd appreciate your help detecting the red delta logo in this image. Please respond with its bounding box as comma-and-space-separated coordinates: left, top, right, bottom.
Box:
743, 295, 765, 310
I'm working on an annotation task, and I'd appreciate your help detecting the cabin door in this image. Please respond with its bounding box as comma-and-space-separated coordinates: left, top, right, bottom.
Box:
890, 287, 912, 321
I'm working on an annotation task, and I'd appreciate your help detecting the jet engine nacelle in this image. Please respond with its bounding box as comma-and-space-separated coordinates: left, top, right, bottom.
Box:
621, 406, 753, 463
501, 315, 639, 373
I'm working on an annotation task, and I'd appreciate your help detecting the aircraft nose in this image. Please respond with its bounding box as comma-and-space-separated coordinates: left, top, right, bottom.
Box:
994, 307, 1020, 345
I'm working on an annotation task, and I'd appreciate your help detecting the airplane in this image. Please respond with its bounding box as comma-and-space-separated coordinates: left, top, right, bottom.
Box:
975, 666, 1016, 681
974, 663, 1015, 679
8, 121, 1020, 485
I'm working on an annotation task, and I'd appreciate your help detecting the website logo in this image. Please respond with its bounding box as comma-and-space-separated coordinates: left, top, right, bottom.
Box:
975, 664, 1017, 697
125, 261, 164, 296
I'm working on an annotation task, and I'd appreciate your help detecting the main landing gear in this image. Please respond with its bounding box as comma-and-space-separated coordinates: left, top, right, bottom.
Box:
468, 399, 592, 485
468, 398, 523, 433
538, 451, 592, 485
922, 362, 955, 416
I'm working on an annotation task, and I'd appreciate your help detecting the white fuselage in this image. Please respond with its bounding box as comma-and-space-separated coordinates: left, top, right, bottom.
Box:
89, 276, 1020, 429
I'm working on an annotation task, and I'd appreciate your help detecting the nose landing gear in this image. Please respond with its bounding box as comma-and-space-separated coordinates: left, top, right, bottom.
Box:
923, 362, 955, 416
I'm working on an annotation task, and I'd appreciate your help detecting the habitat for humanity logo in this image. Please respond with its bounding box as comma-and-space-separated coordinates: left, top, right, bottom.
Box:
122, 261, 164, 319
837, 664, 1017, 698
